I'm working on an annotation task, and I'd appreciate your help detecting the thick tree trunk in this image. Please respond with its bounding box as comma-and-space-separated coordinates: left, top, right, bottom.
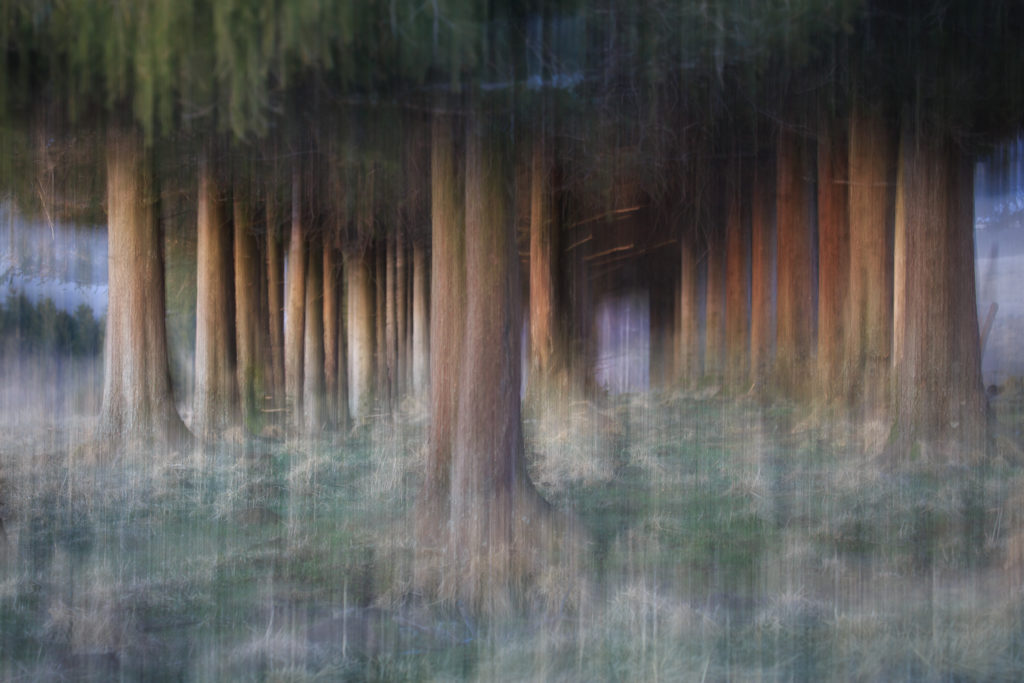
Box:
98, 128, 190, 448
893, 125, 986, 461
323, 244, 339, 428
303, 240, 326, 433
816, 116, 850, 403
845, 104, 895, 417
234, 197, 264, 431
749, 156, 776, 393
192, 153, 238, 439
345, 246, 375, 422
266, 195, 286, 410
775, 126, 816, 399
285, 168, 305, 428
411, 242, 430, 396
529, 136, 560, 391
679, 230, 700, 389
724, 168, 749, 393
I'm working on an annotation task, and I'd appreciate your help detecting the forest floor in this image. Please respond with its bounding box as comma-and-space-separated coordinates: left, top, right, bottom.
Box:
2, 382, 1024, 680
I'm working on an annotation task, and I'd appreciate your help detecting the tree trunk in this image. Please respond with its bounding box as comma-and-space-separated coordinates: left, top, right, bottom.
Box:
234, 197, 264, 431
893, 125, 986, 461
98, 127, 190, 448
724, 167, 749, 393
323, 243, 339, 428
449, 114, 543, 613
704, 225, 725, 386
285, 168, 305, 428
816, 115, 850, 403
749, 156, 776, 393
845, 103, 895, 417
529, 136, 560, 392
266, 194, 285, 411
385, 236, 398, 405
375, 240, 388, 409
192, 152, 237, 439
775, 126, 816, 399
679, 230, 700, 389
345, 246, 375, 422
303, 240, 326, 433
395, 231, 409, 397
412, 241, 429, 396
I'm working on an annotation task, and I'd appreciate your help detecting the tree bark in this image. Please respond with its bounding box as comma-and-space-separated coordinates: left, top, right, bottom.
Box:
385, 236, 398, 405
679, 230, 700, 389
345, 246, 375, 422
303, 239, 326, 433
266, 194, 285, 411
234, 197, 264, 431
285, 167, 305, 428
375, 240, 388, 409
845, 103, 895, 417
775, 126, 816, 399
192, 152, 238, 439
816, 115, 850, 403
98, 127, 190, 448
704, 224, 726, 386
749, 155, 776, 393
893, 125, 986, 461
395, 231, 409, 397
412, 241, 429, 396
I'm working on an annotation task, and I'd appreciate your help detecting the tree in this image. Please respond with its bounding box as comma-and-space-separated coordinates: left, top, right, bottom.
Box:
97, 127, 190, 449
234, 195, 265, 431
749, 154, 775, 393
285, 165, 306, 429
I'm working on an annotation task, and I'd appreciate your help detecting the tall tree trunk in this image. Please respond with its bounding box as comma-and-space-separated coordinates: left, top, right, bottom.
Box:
375, 240, 388, 410
529, 135, 560, 392
385, 236, 398, 405
724, 167, 749, 393
893, 125, 986, 461
345, 246, 375, 422
845, 103, 894, 418
749, 155, 776, 393
234, 197, 264, 431
323, 244, 339, 428
285, 168, 305, 428
816, 115, 850, 403
416, 113, 466, 591
679, 230, 700, 389
266, 194, 285, 411
98, 127, 190, 448
303, 240, 326, 433
412, 242, 430, 396
336, 270, 350, 430
449, 114, 544, 613
192, 152, 237, 439
775, 126, 816, 399
396, 231, 409, 397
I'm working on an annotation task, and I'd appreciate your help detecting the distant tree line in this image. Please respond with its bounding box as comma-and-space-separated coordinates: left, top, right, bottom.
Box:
0, 292, 103, 356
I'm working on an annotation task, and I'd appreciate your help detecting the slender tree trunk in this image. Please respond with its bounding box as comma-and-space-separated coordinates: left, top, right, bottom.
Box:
816, 115, 850, 403
845, 103, 895, 417
416, 113, 466, 591
375, 241, 388, 409
705, 225, 726, 386
412, 242, 430, 396
893, 124, 986, 461
336, 271, 350, 430
396, 231, 408, 397
234, 197, 264, 431
775, 126, 816, 399
192, 152, 237, 439
285, 168, 305, 428
749, 155, 776, 393
266, 195, 285, 411
98, 127, 190, 448
724, 167, 749, 393
303, 240, 326, 433
323, 244, 339, 428
345, 246, 375, 422
385, 237, 398, 405
679, 230, 700, 389
529, 136, 560, 392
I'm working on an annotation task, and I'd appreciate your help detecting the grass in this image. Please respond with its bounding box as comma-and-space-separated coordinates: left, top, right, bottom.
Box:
2, 382, 1024, 680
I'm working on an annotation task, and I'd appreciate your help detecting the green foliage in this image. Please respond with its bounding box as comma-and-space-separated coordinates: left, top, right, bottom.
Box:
0, 291, 103, 356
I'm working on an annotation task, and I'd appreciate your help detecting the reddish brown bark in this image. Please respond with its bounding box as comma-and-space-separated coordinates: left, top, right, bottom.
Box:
265, 194, 285, 410
724, 166, 749, 393
529, 136, 560, 390
234, 197, 264, 430
345, 246, 375, 422
749, 156, 776, 393
285, 167, 306, 428
303, 239, 326, 433
679, 230, 700, 389
323, 244, 339, 427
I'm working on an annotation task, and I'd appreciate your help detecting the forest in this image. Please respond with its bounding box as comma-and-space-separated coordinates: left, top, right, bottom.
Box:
2, 0, 1024, 679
